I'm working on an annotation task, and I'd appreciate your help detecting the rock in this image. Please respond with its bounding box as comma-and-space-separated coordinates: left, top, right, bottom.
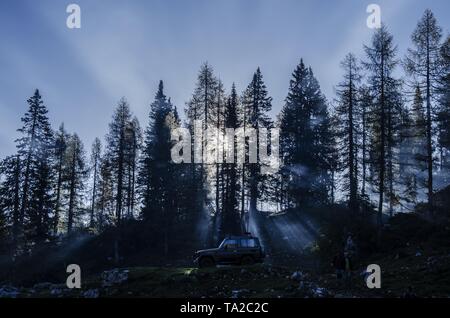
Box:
82, 289, 100, 298
101, 268, 129, 287
427, 256, 438, 266
291, 271, 303, 281
312, 287, 327, 298
50, 288, 63, 296
0, 285, 20, 298
232, 290, 240, 297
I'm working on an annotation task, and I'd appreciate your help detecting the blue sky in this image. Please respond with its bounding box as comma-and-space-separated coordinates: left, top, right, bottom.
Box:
1, 0, 449, 159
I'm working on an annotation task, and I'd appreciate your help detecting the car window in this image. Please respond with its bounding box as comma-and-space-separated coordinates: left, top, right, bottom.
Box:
223, 239, 238, 249
240, 238, 257, 248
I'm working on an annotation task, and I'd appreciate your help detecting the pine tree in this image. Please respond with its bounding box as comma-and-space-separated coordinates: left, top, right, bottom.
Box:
139, 81, 172, 219
279, 60, 334, 208
241, 68, 272, 219
16, 89, 54, 244
404, 9, 444, 216
221, 83, 241, 236
138, 80, 179, 255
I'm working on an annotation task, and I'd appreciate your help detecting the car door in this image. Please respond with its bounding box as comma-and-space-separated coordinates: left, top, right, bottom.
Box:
240, 238, 260, 259
218, 239, 238, 264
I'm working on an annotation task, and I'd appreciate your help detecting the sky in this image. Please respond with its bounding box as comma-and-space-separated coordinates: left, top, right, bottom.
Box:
1, 0, 450, 159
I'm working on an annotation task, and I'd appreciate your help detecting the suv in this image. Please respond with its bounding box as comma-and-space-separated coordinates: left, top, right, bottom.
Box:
193, 235, 265, 268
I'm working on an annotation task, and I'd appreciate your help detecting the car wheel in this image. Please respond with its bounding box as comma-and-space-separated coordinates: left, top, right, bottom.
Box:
199, 257, 215, 268
241, 256, 254, 266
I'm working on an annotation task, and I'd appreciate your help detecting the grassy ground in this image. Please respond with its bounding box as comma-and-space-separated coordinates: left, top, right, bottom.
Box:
2, 205, 450, 298
14, 265, 315, 298
5, 245, 449, 298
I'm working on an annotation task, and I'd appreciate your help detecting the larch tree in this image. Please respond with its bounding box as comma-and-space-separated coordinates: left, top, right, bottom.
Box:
105, 97, 133, 225
63, 134, 87, 234
53, 123, 69, 234
335, 53, 362, 212
364, 25, 401, 225
404, 9, 444, 216
89, 138, 102, 228
437, 36, 450, 175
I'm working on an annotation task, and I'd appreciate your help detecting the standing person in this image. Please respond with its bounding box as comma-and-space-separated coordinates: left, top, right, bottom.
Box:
345, 233, 356, 258
343, 233, 356, 290
344, 251, 353, 288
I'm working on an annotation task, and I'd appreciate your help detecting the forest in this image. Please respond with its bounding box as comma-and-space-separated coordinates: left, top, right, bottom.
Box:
0, 9, 450, 297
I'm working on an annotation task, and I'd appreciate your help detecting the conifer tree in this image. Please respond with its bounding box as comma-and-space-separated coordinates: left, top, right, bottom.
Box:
335, 53, 362, 211
438, 36, 450, 172
105, 98, 133, 224
280, 61, 334, 208
16, 89, 54, 244
404, 9, 444, 215
364, 25, 401, 224
53, 123, 69, 234
138, 81, 179, 255
89, 138, 102, 228
64, 134, 87, 233
241, 68, 272, 217
221, 83, 241, 235
0, 155, 21, 247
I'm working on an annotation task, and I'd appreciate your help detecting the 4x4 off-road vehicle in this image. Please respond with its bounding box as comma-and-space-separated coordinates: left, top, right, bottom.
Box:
193, 234, 265, 268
